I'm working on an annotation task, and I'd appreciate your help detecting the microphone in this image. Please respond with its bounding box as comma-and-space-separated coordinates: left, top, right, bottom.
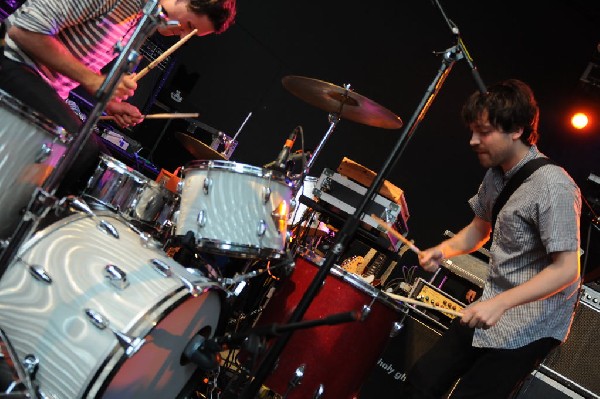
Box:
287, 150, 311, 163
264, 127, 299, 170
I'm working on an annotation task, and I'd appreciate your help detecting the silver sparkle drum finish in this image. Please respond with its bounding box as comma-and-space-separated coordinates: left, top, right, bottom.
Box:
0, 89, 72, 238
83, 154, 179, 235
0, 211, 222, 399
176, 160, 293, 258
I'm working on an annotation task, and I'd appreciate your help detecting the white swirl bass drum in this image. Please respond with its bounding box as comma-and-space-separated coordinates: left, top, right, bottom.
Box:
0, 211, 222, 398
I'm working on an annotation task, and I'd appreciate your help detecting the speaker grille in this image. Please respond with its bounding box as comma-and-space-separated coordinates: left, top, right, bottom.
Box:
359, 310, 444, 398
540, 286, 600, 398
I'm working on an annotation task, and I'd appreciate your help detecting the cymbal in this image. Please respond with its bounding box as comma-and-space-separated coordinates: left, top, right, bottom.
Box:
282, 75, 403, 130
175, 132, 226, 160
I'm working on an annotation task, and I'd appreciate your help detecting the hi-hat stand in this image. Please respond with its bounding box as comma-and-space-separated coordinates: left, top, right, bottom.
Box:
239, 6, 488, 399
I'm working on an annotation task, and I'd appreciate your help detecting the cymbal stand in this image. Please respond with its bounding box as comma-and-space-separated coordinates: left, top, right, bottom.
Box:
0, 0, 165, 276
302, 83, 354, 175
240, 40, 482, 399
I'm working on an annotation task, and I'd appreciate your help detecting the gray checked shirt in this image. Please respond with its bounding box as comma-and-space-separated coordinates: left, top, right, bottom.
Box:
468, 145, 581, 349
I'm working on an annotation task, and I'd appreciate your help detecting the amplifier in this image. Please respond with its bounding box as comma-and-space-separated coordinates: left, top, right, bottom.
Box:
535, 284, 600, 398
314, 168, 408, 238
408, 278, 465, 328
359, 309, 445, 398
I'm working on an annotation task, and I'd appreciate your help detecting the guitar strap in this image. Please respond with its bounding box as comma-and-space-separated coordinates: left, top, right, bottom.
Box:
491, 157, 554, 231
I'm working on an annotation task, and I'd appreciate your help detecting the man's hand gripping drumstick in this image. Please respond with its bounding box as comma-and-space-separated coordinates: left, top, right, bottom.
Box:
370, 214, 443, 271
370, 214, 462, 317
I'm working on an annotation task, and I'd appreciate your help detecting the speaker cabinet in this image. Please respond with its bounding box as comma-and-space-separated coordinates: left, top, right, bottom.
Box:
359, 310, 445, 399
531, 284, 600, 398
516, 371, 585, 399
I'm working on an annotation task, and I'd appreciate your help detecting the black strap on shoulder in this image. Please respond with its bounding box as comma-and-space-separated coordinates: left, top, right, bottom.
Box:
491, 157, 554, 230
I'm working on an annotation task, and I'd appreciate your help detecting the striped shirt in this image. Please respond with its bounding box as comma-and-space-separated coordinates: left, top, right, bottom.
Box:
468, 145, 581, 349
4, 0, 143, 99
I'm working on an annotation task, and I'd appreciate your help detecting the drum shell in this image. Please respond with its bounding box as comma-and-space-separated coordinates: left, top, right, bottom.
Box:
257, 255, 404, 398
0, 89, 71, 238
176, 160, 293, 258
0, 212, 221, 399
84, 154, 179, 231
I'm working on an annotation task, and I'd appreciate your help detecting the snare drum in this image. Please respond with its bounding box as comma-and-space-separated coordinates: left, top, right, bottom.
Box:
176, 160, 293, 258
0, 89, 72, 238
256, 254, 404, 399
83, 154, 179, 235
0, 211, 222, 399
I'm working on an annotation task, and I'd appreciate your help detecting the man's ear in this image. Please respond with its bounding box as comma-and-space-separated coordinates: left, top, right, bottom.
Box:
511, 127, 524, 141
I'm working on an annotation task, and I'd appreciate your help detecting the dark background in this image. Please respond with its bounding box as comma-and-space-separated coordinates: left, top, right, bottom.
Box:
130, 0, 600, 277
3, 0, 599, 275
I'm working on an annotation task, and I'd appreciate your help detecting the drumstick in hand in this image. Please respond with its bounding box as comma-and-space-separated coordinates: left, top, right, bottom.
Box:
134, 28, 198, 81
371, 214, 421, 255
99, 112, 199, 121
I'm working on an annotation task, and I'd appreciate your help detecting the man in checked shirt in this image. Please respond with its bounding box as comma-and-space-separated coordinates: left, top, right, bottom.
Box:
402, 79, 581, 398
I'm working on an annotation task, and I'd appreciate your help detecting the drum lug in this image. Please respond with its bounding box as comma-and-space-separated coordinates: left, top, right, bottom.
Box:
202, 177, 212, 195
97, 220, 120, 239
197, 210, 207, 228
151, 258, 173, 277
139, 232, 159, 249
84, 308, 145, 357
177, 179, 184, 194
360, 304, 372, 321
34, 143, 52, 163
150, 259, 202, 297
390, 321, 404, 337
262, 186, 271, 204
28, 265, 52, 284
22, 354, 39, 379
313, 384, 325, 399
285, 364, 305, 393
104, 264, 130, 290
257, 220, 267, 237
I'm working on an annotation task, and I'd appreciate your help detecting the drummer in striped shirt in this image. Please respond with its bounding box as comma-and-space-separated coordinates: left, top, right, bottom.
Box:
0, 0, 235, 195
1, 0, 236, 130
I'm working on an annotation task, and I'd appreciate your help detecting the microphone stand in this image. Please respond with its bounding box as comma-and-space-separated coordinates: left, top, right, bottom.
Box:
219, 310, 359, 348
0, 0, 165, 276
431, 0, 487, 95
240, 23, 487, 399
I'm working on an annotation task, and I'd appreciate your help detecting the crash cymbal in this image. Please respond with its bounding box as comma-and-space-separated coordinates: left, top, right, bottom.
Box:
175, 132, 226, 160
282, 75, 403, 130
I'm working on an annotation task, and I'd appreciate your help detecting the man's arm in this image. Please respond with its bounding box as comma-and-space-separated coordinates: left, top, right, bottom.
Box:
418, 215, 491, 272
462, 250, 580, 329
8, 27, 136, 100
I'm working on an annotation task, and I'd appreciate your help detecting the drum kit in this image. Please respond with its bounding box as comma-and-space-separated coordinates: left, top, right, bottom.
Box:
0, 74, 410, 399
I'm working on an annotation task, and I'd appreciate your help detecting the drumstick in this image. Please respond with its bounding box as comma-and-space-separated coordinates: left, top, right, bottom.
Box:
99, 112, 199, 121
371, 214, 421, 255
134, 28, 198, 81
385, 291, 464, 318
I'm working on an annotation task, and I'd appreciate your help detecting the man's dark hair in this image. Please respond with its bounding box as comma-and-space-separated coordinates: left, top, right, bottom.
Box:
189, 0, 236, 34
461, 79, 539, 145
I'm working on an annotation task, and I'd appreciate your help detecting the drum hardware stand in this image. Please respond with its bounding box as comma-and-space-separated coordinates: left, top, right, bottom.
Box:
213, 311, 359, 399
223, 110, 253, 157
303, 105, 342, 177
0, 328, 39, 398
217, 254, 296, 294
0, 0, 166, 277
240, 14, 487, 399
